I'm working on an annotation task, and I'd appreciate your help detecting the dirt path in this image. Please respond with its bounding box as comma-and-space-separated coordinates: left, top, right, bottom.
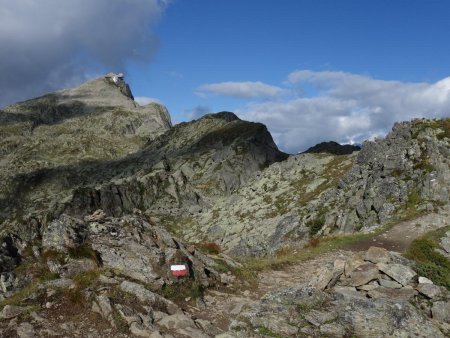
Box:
348, 206, 450, 252
189, 206, 450, 332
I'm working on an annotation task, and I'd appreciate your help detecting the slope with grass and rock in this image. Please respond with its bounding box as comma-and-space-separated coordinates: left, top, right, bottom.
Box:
0, 75, 449, 337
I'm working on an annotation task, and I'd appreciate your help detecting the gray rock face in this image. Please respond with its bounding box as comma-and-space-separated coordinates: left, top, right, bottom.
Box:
377, 263, 417, 286
432, 301, 450, 323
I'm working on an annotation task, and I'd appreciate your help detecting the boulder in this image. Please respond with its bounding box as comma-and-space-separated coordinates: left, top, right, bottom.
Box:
417, 284, 442, 299
377, 263, 416, 286
345, 263, 379, 287
364, 246, 390, 264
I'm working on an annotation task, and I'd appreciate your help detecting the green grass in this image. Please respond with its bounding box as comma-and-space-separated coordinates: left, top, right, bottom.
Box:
306, 207, 327, 236
160, 280, 203, 302
404, 226, 450, 290
68, 244, 101, 265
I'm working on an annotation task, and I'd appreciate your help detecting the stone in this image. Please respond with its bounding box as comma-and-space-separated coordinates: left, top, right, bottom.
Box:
333, 287, 367, 301
344, 255, 365, 277
418, 276, 434, 284
378, 278, 402, 289
0, 305, 26, 319
377, 263, 416, 286
120, 281, 178, 315
158, 312, 196, 330
91, 295, 115, 327
312, 269, 334, 290
367, 287, 417, 301
417, 283, 442, 299
364, 246, 390, 264
195, 318, 223, 336
440, 237, 450, 253
319, 323, 346, 337
61, 259, 98, 279
16, 322, 35, 338
346, 263, 379, 287
129, 322, 156, 337
432, 301, 450, 323
114, 304, 141, 325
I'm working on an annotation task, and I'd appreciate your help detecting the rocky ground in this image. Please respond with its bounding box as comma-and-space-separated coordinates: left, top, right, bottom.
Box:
0, 206, 448, 337
0, 76, 449, 337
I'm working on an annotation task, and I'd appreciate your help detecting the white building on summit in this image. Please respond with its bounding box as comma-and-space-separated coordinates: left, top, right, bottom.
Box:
105, 72, 124, 84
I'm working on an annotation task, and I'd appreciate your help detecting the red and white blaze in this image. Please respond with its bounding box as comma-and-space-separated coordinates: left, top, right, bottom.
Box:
170, 264, 188, 276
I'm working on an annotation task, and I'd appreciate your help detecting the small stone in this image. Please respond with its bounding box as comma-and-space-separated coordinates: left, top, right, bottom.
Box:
364, 246, 390, 264
158, 312, 196, 330
378, 278, 402, 289
418, 276, 433, 284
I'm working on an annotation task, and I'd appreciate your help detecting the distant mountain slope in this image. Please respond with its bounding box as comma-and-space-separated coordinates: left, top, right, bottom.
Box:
304, 141, 361, 155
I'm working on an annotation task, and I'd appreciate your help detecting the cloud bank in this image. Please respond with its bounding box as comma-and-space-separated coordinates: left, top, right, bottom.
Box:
199, 71, 450, 153
196, 81, 284, 99
0, 0, 169, 107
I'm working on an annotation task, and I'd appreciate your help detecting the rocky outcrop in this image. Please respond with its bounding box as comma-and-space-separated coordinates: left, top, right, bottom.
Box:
315, 119, 450, 234
0, 210, 237, 337
224, 247, 450, 337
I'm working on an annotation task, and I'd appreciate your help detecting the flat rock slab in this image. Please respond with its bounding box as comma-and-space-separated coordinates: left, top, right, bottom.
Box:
377, 263, 416, 286
417, 284, 442, 299
364, 246, 391, 264
379, 278, 402, 289
346, 263, 379, 287
368, 287, 417, 301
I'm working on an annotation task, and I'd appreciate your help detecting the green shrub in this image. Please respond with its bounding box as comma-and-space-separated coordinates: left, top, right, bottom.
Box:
405, 237, 450, 289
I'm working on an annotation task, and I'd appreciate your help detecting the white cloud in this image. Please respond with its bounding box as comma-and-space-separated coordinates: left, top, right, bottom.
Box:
0, 0, 170, 107
196, 81, 284, 99
231, 70, 450, 153
135, 96, 163, 106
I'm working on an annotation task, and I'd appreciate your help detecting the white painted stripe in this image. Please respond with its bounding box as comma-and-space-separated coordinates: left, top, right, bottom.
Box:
171, 265, 187, 271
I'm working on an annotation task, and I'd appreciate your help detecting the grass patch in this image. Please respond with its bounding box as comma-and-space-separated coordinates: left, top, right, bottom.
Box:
160, 280, 203, 302
306, 207, 327, 236
197, 241, 222, 255
404, 226, 450, 289
68, 244, 101, 265
406, 187, 421, 209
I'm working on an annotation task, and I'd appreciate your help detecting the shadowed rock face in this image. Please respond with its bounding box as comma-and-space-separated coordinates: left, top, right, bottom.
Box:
0, 78, 288, 226
304, 141, 361, 155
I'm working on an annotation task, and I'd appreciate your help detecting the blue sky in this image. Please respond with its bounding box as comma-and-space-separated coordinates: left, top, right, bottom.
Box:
1, 1, 450, 152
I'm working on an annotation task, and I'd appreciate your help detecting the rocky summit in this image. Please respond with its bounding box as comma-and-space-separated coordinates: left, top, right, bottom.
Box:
0, 76, 449, 337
